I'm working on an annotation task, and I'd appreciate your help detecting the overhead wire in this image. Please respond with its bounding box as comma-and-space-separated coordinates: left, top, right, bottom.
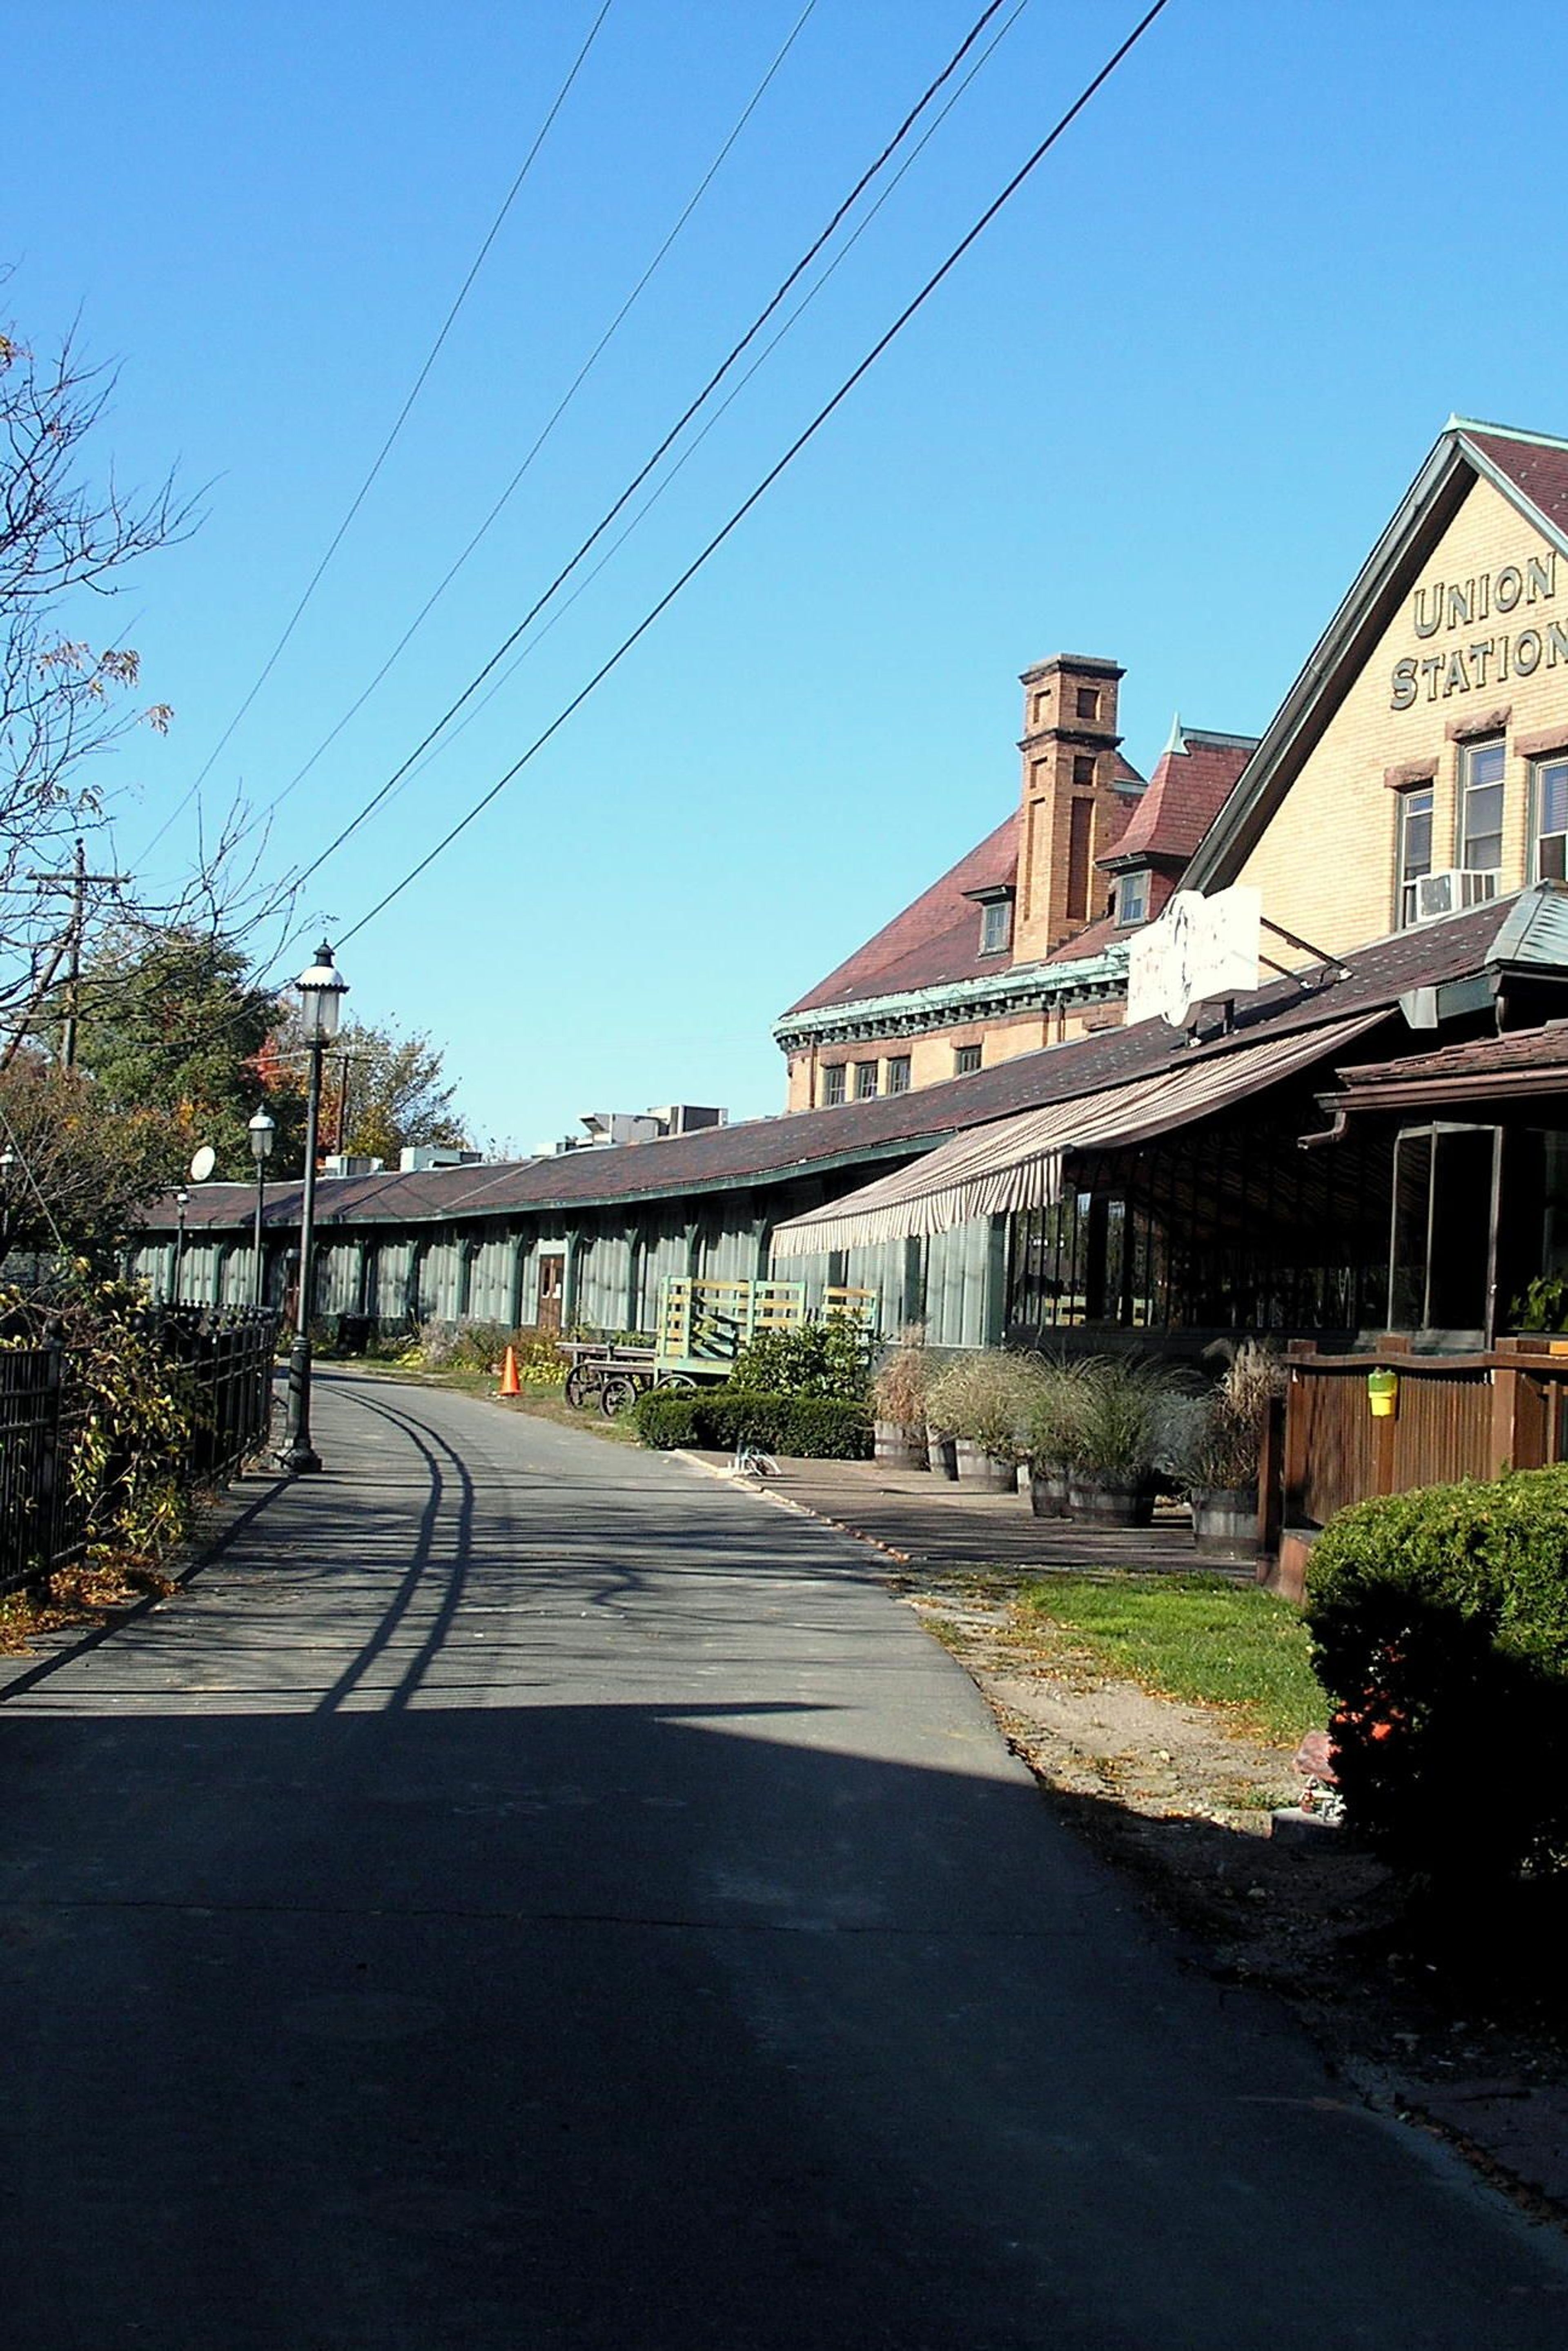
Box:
136, 0, 618, 865
60, 0, 1033, 1084
267, 0, 1019, 907
335, 0, 1175, 948
341, 0, 1033, 840
236, 0, 824, 843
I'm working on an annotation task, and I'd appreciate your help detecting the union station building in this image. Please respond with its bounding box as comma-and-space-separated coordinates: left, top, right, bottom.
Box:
143, 417, 1568, 1361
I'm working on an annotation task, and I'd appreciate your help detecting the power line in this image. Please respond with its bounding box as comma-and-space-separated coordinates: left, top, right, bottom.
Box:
272, 0, 1018, 906
346, 0, 1032, 842
137, 0, 618, 865
338, 0, 1175, 948
236, 0, 823, 845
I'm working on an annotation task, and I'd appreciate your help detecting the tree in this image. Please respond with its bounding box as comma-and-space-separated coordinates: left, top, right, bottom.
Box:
63, 923, 301, 1177
0, 1057, 174, 1260
0, 306, 194, 1048
267, 1016, 467, 1168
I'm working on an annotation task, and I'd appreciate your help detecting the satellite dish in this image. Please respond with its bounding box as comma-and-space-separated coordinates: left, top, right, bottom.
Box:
189, 1144, 217, 1184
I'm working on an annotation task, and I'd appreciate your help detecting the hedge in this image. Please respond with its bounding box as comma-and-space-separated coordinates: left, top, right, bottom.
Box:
632, 1384, 872, 1459
1305, 1467, 1568, 1884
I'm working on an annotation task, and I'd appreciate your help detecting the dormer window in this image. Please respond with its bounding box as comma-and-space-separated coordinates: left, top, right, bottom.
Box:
980, 898, 1012, 955
1115, 871, 1150, 928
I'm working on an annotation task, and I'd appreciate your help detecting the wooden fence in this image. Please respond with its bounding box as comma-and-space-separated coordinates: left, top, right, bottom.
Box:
1270, 1336, 1568, 1546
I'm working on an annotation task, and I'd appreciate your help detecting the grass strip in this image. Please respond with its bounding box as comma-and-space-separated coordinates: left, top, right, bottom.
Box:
1016, 1571, 1323, 1748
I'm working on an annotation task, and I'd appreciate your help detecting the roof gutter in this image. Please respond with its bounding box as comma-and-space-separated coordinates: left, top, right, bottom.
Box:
774, 946, 1129, 1049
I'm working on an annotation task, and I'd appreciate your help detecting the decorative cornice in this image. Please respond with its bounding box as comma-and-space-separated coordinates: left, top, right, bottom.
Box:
773, 947, 1129, 1054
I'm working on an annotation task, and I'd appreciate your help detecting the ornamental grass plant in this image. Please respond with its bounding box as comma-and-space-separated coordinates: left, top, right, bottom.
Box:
870, 1329, 933, 1430
924, 1349, 1038, 1463
1160, 1341, 1285, 1496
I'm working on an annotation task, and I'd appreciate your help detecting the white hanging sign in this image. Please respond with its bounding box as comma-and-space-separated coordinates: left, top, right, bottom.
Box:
1126, 885, 1262, 1028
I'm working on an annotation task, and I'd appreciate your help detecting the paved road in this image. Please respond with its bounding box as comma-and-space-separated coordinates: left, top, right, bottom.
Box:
2, 1374, 1564, 2349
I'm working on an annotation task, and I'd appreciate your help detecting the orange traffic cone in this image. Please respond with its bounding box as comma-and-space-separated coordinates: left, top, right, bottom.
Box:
498, 1344, 521, 1398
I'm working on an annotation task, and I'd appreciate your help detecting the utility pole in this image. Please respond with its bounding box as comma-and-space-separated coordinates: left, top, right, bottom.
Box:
25, 840, 131, 1070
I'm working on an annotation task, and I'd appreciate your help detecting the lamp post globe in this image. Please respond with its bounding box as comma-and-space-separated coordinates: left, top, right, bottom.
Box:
276, 943, 349, 1475
248, 1109, 276, 1308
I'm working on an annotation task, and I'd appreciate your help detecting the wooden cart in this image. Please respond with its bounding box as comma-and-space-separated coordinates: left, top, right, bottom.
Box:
559, 1278, 876, 1415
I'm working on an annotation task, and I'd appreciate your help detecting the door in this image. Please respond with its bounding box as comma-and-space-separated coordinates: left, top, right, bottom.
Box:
536, 1252, 565, 1335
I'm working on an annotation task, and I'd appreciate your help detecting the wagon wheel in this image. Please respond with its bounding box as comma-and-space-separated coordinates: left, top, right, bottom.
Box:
564, 1365, 594, 1410
600, 1373, 639, 1417
654, 1372, 697, 1391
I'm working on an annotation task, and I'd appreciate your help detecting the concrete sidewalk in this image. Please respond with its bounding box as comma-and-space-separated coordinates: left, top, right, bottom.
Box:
684, 1450, 1231, 1579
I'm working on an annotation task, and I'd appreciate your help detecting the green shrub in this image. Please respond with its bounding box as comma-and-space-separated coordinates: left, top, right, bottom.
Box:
413, 1320, 564, 1383
1306, 1467, 1568, 1884
632, 1383, 871, 1459
729, 1315, 870, 1401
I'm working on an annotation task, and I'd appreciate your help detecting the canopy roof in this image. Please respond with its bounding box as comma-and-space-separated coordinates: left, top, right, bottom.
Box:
772, 1013, 1382, 1256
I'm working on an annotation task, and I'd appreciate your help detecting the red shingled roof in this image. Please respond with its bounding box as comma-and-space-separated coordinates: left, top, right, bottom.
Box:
1330, 1019, 1568, 1104
782, 816, 1019, 1015
1100, 727, 1257, 870
1464, 426, 1568, 540
782, 746, 1149, 1020
149, 890, 1532, 1233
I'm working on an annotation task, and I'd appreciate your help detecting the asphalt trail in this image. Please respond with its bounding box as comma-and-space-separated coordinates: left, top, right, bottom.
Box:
1, 1372, 1563, 2348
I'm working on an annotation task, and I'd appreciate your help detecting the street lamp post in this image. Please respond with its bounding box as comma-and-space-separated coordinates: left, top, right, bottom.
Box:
248, 1109, 276, 1307
174, 1189, 190, 1303
277, 942, 348, 1475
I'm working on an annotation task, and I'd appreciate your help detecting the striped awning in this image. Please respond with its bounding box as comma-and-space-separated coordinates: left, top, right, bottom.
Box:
771, 1013, 1383, 1257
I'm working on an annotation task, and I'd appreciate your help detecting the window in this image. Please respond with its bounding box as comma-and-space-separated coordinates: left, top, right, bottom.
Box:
853, 1060, 878, 1100
1072, 754, 1096, 787
822, 1064, 846, 1106
1459, 739, 1506, 872
1065, 797, 1094, 923
979, 898, 1012, 955
954, 1043, 982, 1075
1115, 870, 1149, 927
1533, 756, 1568, 881
1076, 687, 1100, 722
1397, 785, 1434, 926
886, 1055, 911, 1094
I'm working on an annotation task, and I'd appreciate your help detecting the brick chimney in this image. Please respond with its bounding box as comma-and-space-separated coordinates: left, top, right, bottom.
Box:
1012, 654, 1126, 961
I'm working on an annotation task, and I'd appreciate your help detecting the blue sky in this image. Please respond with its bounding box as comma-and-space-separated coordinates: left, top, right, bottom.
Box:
9, 1, 1566, 1149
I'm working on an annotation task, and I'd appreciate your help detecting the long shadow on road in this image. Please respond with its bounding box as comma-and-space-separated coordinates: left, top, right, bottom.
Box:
1, 1374, 1565, 2350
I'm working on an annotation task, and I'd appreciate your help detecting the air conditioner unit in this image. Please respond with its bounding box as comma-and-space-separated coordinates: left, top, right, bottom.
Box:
1414, 868, 1498, 921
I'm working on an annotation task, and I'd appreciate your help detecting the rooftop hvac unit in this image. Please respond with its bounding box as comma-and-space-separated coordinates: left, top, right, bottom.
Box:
648, 1104, 727, 1135
398, 1144, 485, 1173
1414, 868, 1497, 922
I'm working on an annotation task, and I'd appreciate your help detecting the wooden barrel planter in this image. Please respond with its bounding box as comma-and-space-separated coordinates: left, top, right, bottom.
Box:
1190, 1487, 1258, 1559
1028, 1465, 1070, 1519
1068, 1471, 1154, 1528
954, 1440, 1018, 1493
927, 1428, 958, 1480
874, 1421, 928, 1470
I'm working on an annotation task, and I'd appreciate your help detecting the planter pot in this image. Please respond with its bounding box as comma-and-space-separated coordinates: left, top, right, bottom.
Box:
1028, 1465, 1071, 1519
927, 1428, 958, 1481
1068, 1470, 1154, 1528
874, 1420, 928, 1471
954, 1438, 1018, 1493
1190, 1486, 1258, 1559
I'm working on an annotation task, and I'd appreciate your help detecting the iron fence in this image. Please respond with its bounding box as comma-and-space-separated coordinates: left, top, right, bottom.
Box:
151, 1305, 280, 1487
0, 1305, 279, 1600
